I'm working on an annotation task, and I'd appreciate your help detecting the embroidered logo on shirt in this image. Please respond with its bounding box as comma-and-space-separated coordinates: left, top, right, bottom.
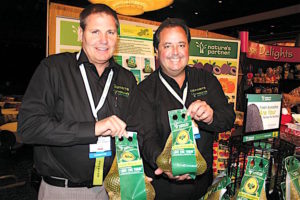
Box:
113, 84, 130, 97
190, 87, 208, 98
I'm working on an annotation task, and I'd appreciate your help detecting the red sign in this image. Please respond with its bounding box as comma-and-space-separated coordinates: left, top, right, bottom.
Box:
246, 41, 300, 63
239, 31, 249, 53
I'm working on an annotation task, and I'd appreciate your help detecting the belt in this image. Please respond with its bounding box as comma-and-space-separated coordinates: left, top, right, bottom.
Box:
43, 176, 94, 188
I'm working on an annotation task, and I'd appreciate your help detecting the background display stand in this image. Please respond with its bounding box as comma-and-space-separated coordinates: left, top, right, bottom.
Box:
225, 134, 295, 199
220, 94, 296, 199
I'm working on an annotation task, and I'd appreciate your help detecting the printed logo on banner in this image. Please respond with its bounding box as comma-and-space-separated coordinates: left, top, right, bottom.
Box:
120, 24, 153, 40
189, 39, 238, 59
244, 177, 259, 194
120, 152, 135, 162
247, 41, 300, 62
176, 130, 190, 144
60, 21, 81, 46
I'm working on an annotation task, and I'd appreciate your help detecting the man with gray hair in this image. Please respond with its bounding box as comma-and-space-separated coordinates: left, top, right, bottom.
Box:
18, 4, 139, 199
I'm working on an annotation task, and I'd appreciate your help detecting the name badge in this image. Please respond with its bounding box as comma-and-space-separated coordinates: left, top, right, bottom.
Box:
89, 136, 112, 159
192, 120, 201, 139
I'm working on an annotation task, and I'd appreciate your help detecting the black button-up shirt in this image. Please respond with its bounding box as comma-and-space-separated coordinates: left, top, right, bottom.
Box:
18, 50, 139, 183
137, 66, 235, 199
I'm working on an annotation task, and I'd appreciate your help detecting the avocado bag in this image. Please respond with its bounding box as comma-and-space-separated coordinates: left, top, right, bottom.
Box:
284, 156, 300, 200
237, 156, 269, 200
168, 109, 197, 177
104, 132, 155, 200
156, 109, 207, 178
169, 109, 197, 177
200, 173, 231, 200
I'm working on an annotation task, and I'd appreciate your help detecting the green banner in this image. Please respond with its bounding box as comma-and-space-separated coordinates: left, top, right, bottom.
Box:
168, 109, 197, 177
116, 132, 147, 200
243, 131, 279, 142
247, 94, 282, 102
189, 39, 238, 59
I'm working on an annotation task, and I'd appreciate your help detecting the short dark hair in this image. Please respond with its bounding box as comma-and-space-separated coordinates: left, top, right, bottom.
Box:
80, 4, 119, 30
153, 18, 191, 51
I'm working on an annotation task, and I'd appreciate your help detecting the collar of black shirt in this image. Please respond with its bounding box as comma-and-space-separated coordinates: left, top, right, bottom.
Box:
76, 49, 119, 79
159, 66, 189, 94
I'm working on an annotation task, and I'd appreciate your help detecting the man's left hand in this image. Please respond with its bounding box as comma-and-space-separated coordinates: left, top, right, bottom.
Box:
187, 100, 213, 124
155, 168, 191, 181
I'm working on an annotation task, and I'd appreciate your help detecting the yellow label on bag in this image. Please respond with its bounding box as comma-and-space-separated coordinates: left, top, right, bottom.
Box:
93, 157, 104, 185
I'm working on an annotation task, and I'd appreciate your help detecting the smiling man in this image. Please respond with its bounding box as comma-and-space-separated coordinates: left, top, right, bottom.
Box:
137, 18, 235, 200
18, 4, 139, 200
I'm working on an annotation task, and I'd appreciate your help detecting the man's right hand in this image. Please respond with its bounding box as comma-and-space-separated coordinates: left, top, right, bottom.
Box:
95, 115, 128, 138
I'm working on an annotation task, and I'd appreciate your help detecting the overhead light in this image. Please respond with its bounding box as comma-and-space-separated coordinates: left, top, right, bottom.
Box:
89, 0, 174, 16
270, 25, 275, 28
195, 12, 198, 15
270, 32, 274, 35
218, 0, 222, 3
